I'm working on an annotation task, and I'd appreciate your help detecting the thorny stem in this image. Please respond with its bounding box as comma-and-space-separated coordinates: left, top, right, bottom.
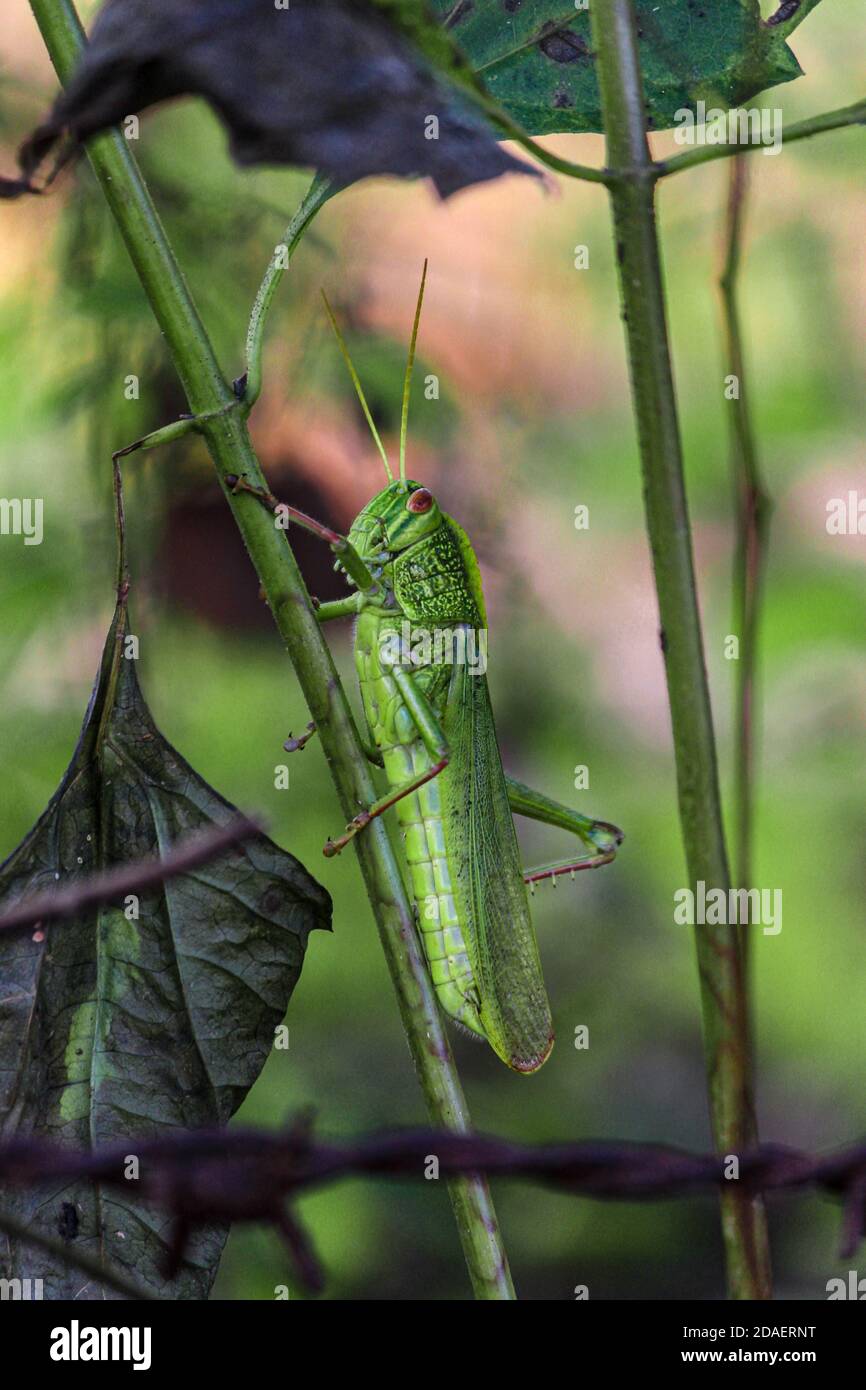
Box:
719, 158, 773, 907
588, 0, 772, 1299
658, 99, 866, 180
29, 0, 515, 1301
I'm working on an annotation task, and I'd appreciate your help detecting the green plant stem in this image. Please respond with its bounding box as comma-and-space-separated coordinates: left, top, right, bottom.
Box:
509, 134, 611, 185
658, 99, 866, 180
588, 0, 771, 1300
480, 99, 613, 185
243, 171, 336, 408
30, 0, 514, 1301
719, 157, 773, 903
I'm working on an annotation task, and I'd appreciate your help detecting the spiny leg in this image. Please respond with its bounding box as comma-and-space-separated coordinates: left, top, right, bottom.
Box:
324, 662, 449, 857
523, 848, 617, 891
505, 775, 623, 889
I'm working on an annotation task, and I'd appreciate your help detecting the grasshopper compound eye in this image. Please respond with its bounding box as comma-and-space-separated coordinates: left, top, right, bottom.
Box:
407, 488, 433, 513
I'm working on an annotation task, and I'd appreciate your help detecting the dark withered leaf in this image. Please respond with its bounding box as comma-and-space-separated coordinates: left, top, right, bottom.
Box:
0, 594, 331, 1298
7, 0, 535, 199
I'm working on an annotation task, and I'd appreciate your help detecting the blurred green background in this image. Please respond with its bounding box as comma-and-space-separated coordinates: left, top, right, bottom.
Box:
1, 2, 863, 1299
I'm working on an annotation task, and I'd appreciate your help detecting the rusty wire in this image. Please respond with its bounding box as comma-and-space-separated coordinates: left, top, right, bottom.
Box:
1, 1118, 864, 1296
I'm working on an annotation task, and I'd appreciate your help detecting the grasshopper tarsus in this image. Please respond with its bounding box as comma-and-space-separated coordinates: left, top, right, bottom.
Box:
284, 721, 316, 753
322, 810, 372, 857
523, 848, 617, 887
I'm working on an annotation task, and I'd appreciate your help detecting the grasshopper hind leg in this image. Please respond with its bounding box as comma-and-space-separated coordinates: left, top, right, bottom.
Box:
524, 846, 617, 890
505, 775, 623, 888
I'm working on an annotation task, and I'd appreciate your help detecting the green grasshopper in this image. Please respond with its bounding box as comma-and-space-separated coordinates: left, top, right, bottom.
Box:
282, 264, 622, 1073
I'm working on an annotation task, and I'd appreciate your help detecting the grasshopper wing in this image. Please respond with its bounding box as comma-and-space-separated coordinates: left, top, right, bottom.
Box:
441, 649, 554, 1073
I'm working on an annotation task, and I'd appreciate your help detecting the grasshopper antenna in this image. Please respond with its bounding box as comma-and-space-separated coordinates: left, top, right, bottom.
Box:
399, 259, 428, 487
321, 288, 393, 484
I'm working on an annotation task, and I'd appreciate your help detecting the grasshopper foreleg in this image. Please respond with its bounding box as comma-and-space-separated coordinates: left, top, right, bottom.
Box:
313, 594, 366, 622
323, 661, 449, 857
505, 776, 623, 889
225, 477, 377, 595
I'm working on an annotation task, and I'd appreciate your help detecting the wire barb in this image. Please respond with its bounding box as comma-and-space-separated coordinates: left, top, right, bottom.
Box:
2, 1119, 864, 1295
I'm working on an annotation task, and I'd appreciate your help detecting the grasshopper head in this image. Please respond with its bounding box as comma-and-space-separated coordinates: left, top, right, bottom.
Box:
347, 480, 443, 569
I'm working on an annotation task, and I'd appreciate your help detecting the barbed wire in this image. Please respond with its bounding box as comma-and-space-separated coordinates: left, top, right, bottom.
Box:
0, 809, 861, 1294
1, 1119, 864, 1297
0, 817, 262, 935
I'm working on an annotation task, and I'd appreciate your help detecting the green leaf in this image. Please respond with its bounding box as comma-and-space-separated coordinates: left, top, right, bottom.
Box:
369, 0, 487, 96
429, 0, 823, 136
0, 597, 331, 1299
